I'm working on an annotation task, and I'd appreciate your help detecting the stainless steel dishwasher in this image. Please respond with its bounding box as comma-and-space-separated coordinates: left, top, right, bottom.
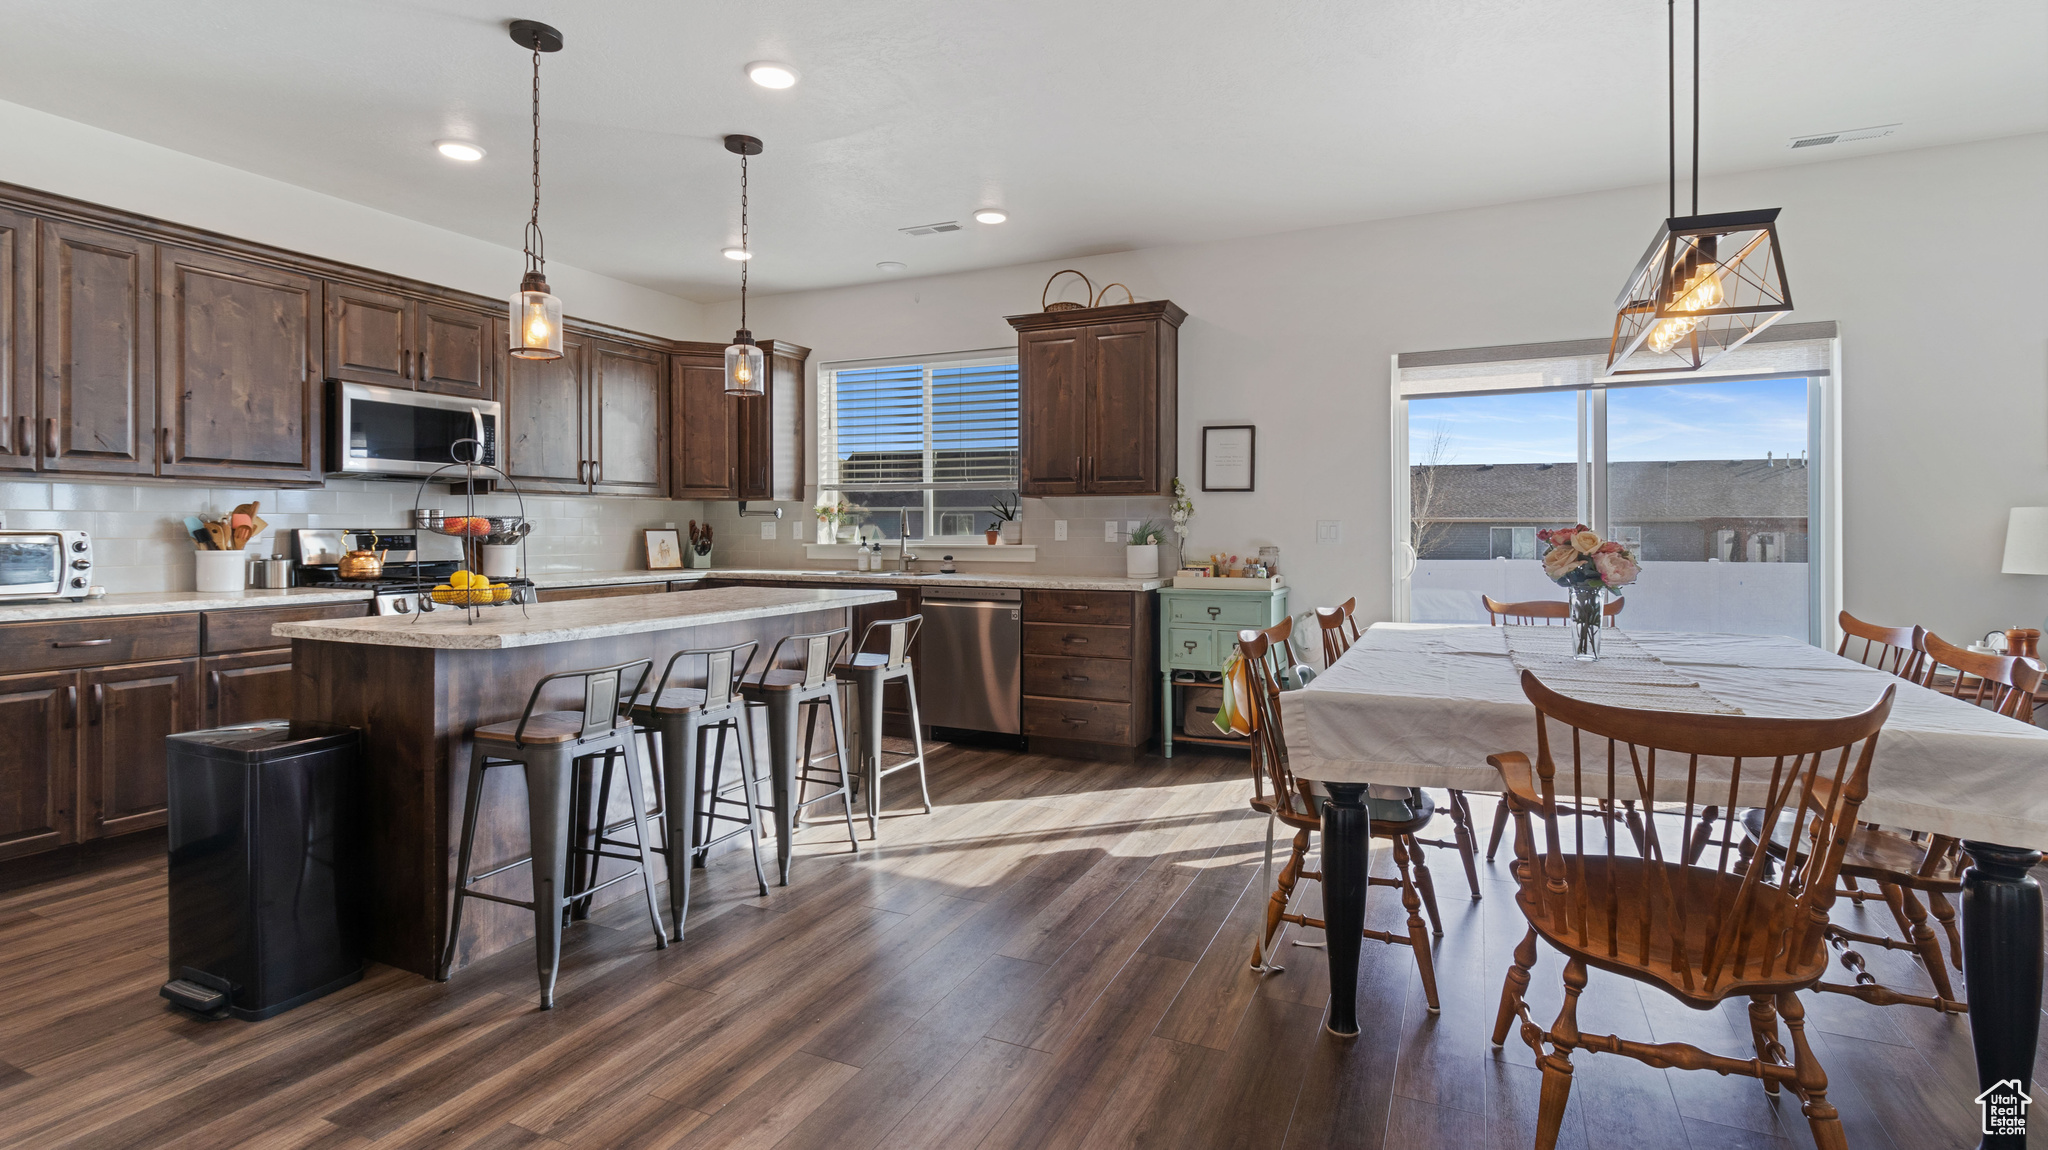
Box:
916, 585, 1021, 733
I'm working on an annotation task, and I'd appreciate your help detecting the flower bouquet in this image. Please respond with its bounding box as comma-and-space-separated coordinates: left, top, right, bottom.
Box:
1535, 525, 1640, 659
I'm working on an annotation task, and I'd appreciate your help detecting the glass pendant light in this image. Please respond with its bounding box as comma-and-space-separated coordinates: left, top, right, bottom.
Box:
1607, 0, 1791, 375
508, 20, 564, 361
724, 134, 766, 396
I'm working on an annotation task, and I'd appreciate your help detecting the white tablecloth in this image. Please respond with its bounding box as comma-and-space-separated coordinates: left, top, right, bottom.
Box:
1281, 623, 2048, 850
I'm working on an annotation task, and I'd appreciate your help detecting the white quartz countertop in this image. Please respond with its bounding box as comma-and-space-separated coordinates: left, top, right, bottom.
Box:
0, 586, 374, 624
530, 568, 1165, 592
272, 585, 897, 650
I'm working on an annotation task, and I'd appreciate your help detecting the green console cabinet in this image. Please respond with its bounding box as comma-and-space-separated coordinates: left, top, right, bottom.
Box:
1158, 584, 1289, 756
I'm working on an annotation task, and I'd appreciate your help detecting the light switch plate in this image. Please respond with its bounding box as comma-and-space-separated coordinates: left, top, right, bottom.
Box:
1316, 520, 1342, 545
1054, 519, 1067, 541
1105, 520, 1121, 543
760, 521, 777, 539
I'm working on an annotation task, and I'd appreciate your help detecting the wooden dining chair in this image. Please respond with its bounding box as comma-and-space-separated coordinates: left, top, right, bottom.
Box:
1491, 670, 1896, 1150
1747, 630, 2043, 1015
1835, 610, 1926, 680
1481, 594, 1625, 627
1239, 624, 1442, 1010
1316, 600, 1483, 900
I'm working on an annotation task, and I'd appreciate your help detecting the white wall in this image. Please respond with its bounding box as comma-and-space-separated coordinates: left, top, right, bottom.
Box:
0, 99, 711, 341
714, 133, 2048, 645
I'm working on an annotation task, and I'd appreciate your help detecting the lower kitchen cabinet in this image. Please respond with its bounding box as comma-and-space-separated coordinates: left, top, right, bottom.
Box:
203, 650, 295, 728
1018, 589, 1156, 758
80, 658, 199, 839
0, 670, 77, 860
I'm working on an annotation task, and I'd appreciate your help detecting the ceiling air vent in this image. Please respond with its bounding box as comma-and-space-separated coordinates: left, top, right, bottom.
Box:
898, 221, 962, 236
1787, 123, 1900, 150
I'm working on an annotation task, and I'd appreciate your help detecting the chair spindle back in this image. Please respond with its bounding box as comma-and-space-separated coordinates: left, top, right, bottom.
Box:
1835, 611, 1926, 681
1918, 630, 2042, 722
1236, 626, 1303, 817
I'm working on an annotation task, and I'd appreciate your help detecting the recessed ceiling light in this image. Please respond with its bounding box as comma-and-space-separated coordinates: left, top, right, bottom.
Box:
973, 208, 1008, 225
746, 61, 799, 89
876, 261, 906, 273
435, 139, 486, 162
722, 247, 752, 261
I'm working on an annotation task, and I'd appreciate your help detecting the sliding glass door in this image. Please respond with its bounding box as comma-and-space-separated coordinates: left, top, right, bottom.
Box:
1400, 371, 1819, 640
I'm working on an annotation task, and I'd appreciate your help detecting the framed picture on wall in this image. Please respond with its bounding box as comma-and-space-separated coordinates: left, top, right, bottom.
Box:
644, 529, 684, 570
1201, 425, 1255, 491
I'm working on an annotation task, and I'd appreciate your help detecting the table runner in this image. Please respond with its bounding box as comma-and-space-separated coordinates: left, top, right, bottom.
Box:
1501, 626, 1744, 715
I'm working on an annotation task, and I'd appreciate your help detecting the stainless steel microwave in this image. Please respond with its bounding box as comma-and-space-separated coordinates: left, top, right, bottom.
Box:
332, 381, 500, 477
0, 530, 93, 601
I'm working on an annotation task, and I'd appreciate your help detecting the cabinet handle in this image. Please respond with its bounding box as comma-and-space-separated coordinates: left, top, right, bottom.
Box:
1182, 640, 1198, 653
404, 349, 413, 378
160, 427, 172, 463
46, 417, 59, 457
1207, 606, 1222, 619
1063, 674, 1091, 683
1064, 635, 1089, 645
90, 683, 103, 725
208, 669, 222, 711
1066, 604, 1089, 612
0, 413, 8, 454
592, 459, 601, 486
52, 638, 113, 648
1074, 455, 1080, 483
1062, 716, 1089, 726
65, 685, 77, 729
14, 414, 25, 456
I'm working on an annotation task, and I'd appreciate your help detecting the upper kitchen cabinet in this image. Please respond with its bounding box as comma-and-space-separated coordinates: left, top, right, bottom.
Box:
157, 247, 321, 483
0, 208, 31, 475
39, 220, 158, 477
588, 338, 667, 497
1007, 300, 1183, 496
324, 283, 496, 400
503, 327, 590, 494
670, 346, 736, 498
668, 338, 807, 501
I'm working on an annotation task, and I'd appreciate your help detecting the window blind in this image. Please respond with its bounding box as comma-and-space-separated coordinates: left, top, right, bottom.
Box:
931, 362, 1019, 487
828, 363, 925, 488
820, 352, 1019, 491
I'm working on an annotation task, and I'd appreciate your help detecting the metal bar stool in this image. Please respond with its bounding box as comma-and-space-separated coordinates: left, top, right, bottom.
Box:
832, 614, 932, 838
626, 640, 769, 939
741, 626, 859, 885
438, 658, 667, 1009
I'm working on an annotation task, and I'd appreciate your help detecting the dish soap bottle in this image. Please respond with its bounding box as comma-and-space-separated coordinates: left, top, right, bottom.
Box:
856, 542, 870, 572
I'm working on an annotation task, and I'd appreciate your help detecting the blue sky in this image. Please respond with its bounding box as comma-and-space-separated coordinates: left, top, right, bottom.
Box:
1408, 377, 1810, 465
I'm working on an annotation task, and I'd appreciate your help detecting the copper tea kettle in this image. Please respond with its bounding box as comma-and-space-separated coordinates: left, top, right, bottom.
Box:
338, 531, 388, 580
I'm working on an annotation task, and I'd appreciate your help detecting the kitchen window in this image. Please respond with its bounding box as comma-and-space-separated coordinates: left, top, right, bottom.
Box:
817, 351, 1020, 542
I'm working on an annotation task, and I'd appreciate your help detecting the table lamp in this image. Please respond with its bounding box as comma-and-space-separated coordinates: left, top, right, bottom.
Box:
2002, 507, 2048, 640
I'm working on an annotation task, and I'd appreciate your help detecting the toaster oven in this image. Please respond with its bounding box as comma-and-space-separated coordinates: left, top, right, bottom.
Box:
0, 530, 94, 601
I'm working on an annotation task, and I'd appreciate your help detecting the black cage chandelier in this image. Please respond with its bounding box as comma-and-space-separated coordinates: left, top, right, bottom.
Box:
1607, 0, 1792, 375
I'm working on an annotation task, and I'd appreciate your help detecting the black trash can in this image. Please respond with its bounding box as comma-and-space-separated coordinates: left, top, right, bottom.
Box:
160, 720, 365, 1021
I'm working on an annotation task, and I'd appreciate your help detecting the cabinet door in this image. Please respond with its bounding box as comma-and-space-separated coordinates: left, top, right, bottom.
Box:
158, 247, 320, 482
503, 331, 590, 493
1018, 327, 1086, 495
204, 651, 294, 729
0, 671, 75, 860
39, 221, 156, 476
80, 658, 199, 839
324, 282, 412, 387
739, 340, 808, 502
670, 355, 736, 498
1083, 321, 1159, 494
416, 301, 496, 400
0, 209, 32, 474
589, 340, 667, 497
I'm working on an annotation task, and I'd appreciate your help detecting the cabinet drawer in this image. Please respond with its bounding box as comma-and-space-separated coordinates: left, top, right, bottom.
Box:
1167, 597, 1270, 627
1022, 623, 1131, 660
1023, 655, 1132, 702
540, 583, 668, 602
1023, 696, 1134, 744
203, 602, 369, 654
0, 614, 201, 674
1023, 590, 1132, 626
1166, 627, 1219, 670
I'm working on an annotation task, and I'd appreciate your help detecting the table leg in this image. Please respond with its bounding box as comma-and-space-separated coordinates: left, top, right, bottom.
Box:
1161, 673, 1174, 758
1962, 841, 2043, 1149
1321, 781, 1371, 1038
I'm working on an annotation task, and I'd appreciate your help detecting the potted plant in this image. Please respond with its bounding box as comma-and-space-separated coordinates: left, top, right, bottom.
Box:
1534, 524, 1641, 660
987, 496, 1019, 545
1127, 520, 1165, 579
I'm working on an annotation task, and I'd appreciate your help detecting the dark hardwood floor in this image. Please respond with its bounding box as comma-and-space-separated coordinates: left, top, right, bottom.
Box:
0, 741, 2024, 1149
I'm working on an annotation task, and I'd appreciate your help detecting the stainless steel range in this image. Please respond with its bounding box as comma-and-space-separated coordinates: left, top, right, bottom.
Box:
291, 528, 532, 615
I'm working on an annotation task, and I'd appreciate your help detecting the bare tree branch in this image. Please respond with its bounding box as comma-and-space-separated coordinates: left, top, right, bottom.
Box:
1410, 424, 1456, 558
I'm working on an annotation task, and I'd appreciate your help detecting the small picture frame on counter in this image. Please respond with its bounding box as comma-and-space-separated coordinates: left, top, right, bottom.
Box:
643, 529, 684, 570
1201, 424, 1255, 491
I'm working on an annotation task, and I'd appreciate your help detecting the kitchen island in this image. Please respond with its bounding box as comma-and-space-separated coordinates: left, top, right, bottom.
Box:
276, 584, 896, 977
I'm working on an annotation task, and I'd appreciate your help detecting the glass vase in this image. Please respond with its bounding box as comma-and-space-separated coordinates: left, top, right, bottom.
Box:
1570, 585, 1604, 661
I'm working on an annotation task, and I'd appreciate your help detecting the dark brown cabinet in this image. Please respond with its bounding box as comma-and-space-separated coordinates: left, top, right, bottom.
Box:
325, 284, 496, 400
158, 247, 321, 483
503, 331, 666, 497
79, 658, 198, 839
503, 329, 589, 493
668, 339, 808, 501
203, 651, 294, 728
0, 670, 76, 861
590, 339, 668, 497
40, 220, 158, 477
0, 208, 32, 474
1008, 301, 1183, 497
1019, 589, 1156, 757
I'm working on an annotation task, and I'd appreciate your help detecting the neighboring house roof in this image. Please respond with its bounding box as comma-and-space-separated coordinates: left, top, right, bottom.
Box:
1414, 459, 1809, 522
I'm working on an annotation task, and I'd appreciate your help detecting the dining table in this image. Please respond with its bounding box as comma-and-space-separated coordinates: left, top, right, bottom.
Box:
1282, 622, 2048, 1145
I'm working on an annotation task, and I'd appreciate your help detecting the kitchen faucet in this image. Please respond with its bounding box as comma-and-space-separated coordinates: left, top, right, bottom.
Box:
897, 509, 916, 572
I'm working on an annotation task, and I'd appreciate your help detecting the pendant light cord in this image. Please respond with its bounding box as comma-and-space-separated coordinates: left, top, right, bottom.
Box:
749, 150, 757, 329
524, 39, 545, 275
